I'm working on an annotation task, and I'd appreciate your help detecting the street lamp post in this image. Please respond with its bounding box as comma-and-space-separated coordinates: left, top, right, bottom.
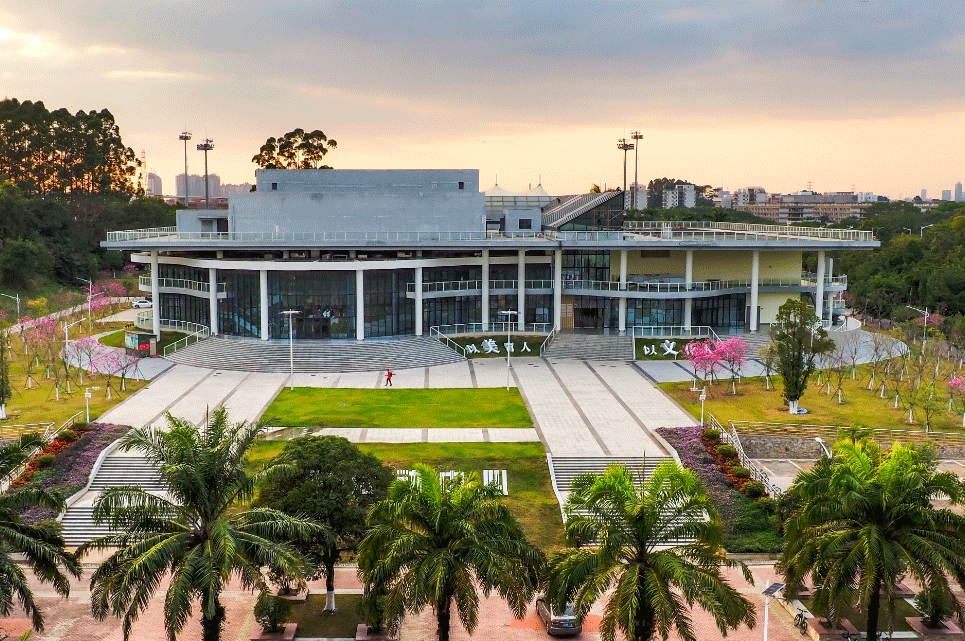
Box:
76, 276, 93, 328
617, 139, 634, 195
179, 131, 192, 208
761, 581, 786, 641
197, 138, 214, 210
498, 310, 519, 391
906, 304, 928, 347
281, 310, 300, 391
85, 386, 101, 423
699, 387, 707, 425
920, 224, 934, 236
0, 292, 20, 319
814, 436, 831, 458
630, 131, 643, 209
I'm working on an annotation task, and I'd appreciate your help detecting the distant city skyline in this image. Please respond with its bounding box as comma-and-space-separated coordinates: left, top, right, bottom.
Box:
5, 1, 959, 200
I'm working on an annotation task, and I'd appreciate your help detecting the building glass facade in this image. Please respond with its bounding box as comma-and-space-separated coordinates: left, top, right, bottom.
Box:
160, 293, 209, 328
626, 299, 683, 327
424, 296, 481, 328
267, 271, 356, 339
218, 269, 260, 338
364, 269, 414, 338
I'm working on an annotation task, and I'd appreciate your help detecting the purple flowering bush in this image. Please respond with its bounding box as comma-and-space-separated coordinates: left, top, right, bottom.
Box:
658, 425, 783, 553
12, 422, 131, 524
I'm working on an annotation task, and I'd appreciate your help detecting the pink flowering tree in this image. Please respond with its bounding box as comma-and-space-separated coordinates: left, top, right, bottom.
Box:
92, 350, 121, 399
683, 339, 720, 387
715, 336, 749, 395
949, 376, 965, 427
116, 351, 142, 391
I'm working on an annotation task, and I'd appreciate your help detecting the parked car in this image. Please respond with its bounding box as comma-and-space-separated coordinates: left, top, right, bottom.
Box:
535, 597, 581, 636
132, 299, 153, 308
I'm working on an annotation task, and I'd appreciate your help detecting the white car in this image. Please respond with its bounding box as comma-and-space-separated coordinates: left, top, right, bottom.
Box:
132, 299, 153, 309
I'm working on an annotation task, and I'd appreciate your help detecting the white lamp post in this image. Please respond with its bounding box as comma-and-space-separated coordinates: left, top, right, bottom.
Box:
498, 310, 518, 391
762, 581, 785, 641
814, 436, 831, 458
699, 388, 707, 425
0, 292, 20, 319
920, 224, 934, 236
84, 386, 101, 423
906, 304, 928, 347
280, 310, 300, 391
76, 277, 93, 328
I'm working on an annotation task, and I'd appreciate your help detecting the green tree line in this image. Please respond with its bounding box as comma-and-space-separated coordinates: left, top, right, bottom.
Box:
0, 98, 177, 289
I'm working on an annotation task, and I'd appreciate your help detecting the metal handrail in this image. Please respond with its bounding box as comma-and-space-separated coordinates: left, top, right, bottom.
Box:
162, 323, 211, 357
728, 420, 965, 446
429, 322, 554, 335
623, 220, 875, 242
632, 325, 720, 341
708, 414, 782, 496
564, 275, 846, 293
139, 274, 227, 294
539, 326, 558, 357
428, 326, 467, 358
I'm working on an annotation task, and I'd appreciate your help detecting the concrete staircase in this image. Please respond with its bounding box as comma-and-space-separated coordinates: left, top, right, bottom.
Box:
166, 336, 466, 373
60, 454, 166, 547
543, 333, 634, 361
549, 456, 672, 495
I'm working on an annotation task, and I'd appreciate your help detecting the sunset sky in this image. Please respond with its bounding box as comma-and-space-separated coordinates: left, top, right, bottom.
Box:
1, 1, 962, 199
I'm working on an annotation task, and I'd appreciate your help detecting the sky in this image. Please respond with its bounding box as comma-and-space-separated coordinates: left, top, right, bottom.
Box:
0, 0, 963, 199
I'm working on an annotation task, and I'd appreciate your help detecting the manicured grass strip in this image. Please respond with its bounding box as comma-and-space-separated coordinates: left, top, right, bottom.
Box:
447, 335, 545, 359
288, 594, 363, 637
661, 365, 965, 434
263, 388, 533, 429
246, 440, 564, 551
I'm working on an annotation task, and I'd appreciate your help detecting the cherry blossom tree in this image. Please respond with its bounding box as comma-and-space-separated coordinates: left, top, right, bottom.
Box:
714, 337, 748, 394
683, 340, 720, 387
949, 376, 965, 428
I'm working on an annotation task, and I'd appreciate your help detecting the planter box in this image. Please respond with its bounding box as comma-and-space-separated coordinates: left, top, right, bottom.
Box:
806, 617, 859, 641
907, 617, 965, 640
251, 622, 297, 641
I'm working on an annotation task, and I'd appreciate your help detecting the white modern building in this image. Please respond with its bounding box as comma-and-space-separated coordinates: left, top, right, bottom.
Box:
102, 169, 876, 343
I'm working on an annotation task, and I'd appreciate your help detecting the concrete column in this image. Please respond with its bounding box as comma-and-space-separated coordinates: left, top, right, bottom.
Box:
517, 249, 525, 330
684, 250, 693, 331
481, 250, 490, 329
356, 269, 365, 340
150, 251, 160, 339
259, 269, 269, 340
749, 250, 760, 331
414, 266, 423, 336
208, 267, 218, 335
553, 249, 562, 329
815, 250, 826, 322
618, 249, 628, 333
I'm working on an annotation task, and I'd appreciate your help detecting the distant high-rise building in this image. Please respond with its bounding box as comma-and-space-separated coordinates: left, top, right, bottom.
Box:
662, 183, 696, 209
921, 189, 927, 200
177, 173, 223, 201
147, 172, 162, 196
942, 189, 952, 201
956, 182, 963, 202
222, 182, 253, 196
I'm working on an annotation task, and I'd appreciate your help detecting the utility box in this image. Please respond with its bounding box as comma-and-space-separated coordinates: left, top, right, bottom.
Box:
124, 331, 156, 357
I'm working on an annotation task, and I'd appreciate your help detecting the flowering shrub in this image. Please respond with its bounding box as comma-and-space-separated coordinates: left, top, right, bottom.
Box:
658, 425, 782, 553
10, 422, 132, 524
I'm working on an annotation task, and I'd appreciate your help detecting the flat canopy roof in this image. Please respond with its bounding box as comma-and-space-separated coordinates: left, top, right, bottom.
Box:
102, 221, 879, 252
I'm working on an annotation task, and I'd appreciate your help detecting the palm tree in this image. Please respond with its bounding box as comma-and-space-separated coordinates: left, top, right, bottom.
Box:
78, 408, 323, 641
357, 464, 544, 641
779, 439, 965, 640
546, 461, 756, 641
0, 433, 81, 631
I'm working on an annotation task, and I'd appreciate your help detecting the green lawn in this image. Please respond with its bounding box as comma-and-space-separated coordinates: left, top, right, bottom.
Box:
661, 365, 965, 434
263, 388, 533, 429
98, 328, 189, 352
288, 594, 363, 637
447, 334, 546, 358
246, 441, 565, 551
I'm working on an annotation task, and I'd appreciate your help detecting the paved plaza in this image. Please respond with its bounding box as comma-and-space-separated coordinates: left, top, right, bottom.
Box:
96, 357, 697, 457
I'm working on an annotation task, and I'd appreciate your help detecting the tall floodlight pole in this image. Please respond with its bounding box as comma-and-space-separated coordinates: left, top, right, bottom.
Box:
179, 131, 192, 207
197, 138, 214, 210
281, 310, 300, 390
631, 131, 643, 209
617, 138, 634, 197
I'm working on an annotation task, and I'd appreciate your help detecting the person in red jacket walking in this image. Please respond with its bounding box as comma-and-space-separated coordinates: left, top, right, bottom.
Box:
385, 370, 393, 386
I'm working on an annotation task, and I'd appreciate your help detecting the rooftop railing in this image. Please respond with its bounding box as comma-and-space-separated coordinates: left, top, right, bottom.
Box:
139, 274, 227, 294
106, 222, 875, 244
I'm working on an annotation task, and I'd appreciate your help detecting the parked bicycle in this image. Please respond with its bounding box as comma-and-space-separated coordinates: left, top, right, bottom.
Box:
794, 607, 809, 634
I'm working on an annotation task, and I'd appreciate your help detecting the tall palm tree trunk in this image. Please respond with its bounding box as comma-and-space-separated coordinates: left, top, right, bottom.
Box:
636, 592, 657, 641
866, 574, 883, 641
436, 593, 452, 641
201, 597, 226, 641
